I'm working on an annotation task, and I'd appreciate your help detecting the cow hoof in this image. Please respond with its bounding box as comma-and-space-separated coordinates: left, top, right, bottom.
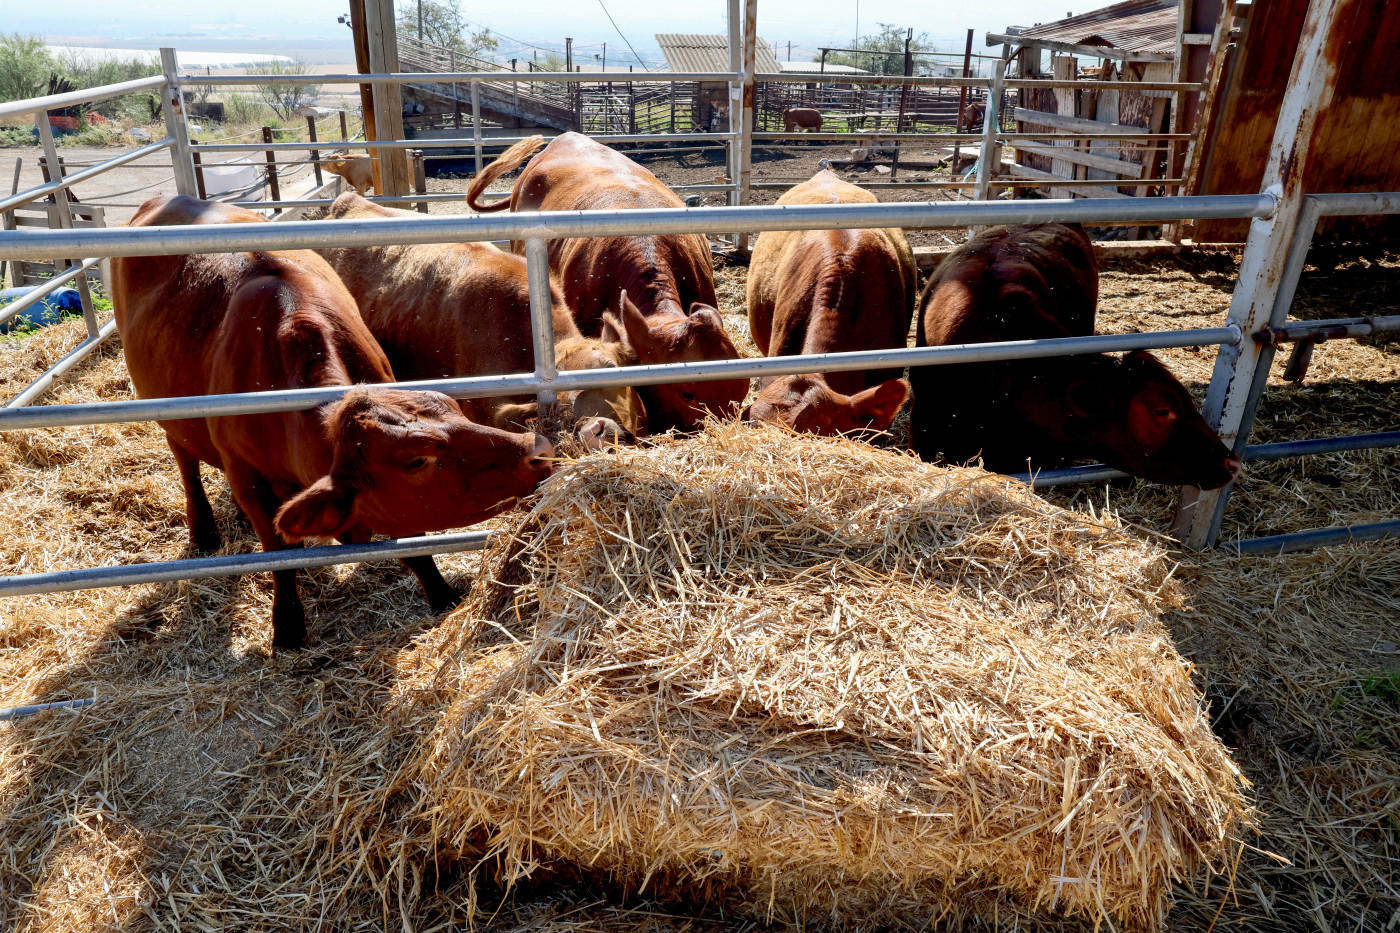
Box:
270, 605, 308, 651
190, 526, 223, 554
427, 586, 463, 614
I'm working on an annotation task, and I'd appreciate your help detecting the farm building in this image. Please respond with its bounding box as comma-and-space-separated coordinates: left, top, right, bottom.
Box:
656, 33, 782, 131
992, 0, 1400, 240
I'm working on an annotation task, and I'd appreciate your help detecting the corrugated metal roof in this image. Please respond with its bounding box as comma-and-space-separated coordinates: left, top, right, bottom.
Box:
655, 33, 783, 75
1013, 0, 1178, 56
777, 61, 869, 74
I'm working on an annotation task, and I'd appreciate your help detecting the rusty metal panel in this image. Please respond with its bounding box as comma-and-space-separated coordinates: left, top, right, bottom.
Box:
1013, 1, 1178, 56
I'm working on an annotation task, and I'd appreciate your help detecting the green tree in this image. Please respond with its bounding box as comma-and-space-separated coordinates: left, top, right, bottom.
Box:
817, 23, 935, 77
0, 33, 55, 104
247, 59, 320, 121
398, 0, 499, 59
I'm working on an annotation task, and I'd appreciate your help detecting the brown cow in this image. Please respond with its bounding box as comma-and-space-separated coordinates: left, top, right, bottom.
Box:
465, 132, 748, 432
909, 222, 1241, 488
323, 152, 375, 195
744, 170, 915, 435
315, 193, 647, 447
113, 195, 554, 649
783, 107, 823, 133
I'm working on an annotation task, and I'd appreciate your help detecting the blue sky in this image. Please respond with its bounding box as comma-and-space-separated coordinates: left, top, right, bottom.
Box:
23, 0, 1084, 67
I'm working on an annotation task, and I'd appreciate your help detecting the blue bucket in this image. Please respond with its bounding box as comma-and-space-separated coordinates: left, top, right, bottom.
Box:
0, 286, 83, 334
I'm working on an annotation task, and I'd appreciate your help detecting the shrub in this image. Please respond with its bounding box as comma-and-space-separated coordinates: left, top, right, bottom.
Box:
0, 33, 54, 104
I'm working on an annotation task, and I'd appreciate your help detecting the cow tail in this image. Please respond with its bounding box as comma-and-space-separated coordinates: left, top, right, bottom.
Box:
464, 135, 547, 212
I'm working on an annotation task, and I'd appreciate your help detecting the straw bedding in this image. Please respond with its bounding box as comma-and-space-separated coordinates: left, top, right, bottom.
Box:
411, 423, 1249, 931
0, 247, 1396, 933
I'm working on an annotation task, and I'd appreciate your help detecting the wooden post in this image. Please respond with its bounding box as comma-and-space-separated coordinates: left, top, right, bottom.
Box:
952, 28, 973, 170
339, 110, 349, 141
306, 115, 323, 186
411, 150, 428, 213
261, 126, 281, 207
1049, 54, 1076, 198
363, 0, 410, 198
191, 149, 207, 200
348, 0, 381, 194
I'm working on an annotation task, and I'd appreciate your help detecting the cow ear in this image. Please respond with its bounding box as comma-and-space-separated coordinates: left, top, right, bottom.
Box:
688, 303, 723, 329
275, 476, 357, 543
601, 312, 625, 346
492, 402, 538, 430
850, 379, 910, 431
609, 291, 657, 358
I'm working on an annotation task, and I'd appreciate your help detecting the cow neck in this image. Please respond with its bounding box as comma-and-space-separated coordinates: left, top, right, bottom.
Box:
616, 239, 687, 320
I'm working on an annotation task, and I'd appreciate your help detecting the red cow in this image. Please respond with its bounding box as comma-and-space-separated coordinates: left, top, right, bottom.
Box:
910, 222, 1241, 488
744, 170, 915, 435
465, 132, 748, 432
322, 151, 375, 196
113, 195, 554, 649
315, 193, 647, 447
783, 107, 823, 133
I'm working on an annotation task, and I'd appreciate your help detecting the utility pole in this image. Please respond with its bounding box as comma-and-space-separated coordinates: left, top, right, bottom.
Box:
417, 0, 423, 40
565, 37, 573, 73
787, 40, 791, 61
602, 42, 607, 71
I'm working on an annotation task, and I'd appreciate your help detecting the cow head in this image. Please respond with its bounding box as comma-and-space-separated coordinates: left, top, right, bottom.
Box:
744, 374, 909, 437
600, 291, 748, 432
1057, 351, 1241, 489
275, 388, 554, 541
556, 335, 648, 447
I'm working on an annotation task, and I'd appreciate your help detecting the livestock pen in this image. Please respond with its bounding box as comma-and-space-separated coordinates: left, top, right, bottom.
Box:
0, 0, 1398, 929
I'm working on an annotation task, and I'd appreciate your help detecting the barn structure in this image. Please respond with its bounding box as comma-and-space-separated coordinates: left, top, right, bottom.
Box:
990, 0, 1400, 240
655, 34, 782, 132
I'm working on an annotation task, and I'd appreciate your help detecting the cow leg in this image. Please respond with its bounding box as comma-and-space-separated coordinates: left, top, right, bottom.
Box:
169, 440, 222, 553
336, 525, 461, 614
401, 555, 461, 613
225, 464, 307, 650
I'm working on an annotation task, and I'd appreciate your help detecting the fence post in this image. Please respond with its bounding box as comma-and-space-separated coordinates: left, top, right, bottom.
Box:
735, 0, 757, 252
1172, 0, 1347, 549
726, 0, 743, 247
306, 115, 323, 186
191, 149, 208, 200
471, 80, 484, 176
34, 114, 97, 339
411, 150, 429, 213
952, 28, 973, 172
450, 50, 462, 128
340, 110, 349, 141
523, 237, 558, 411
261, 126, 281, 208
973, 52, 1007, 201
158, 47, 198, 197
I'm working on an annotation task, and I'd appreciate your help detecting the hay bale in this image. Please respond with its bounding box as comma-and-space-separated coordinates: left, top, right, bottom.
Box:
413, 424, 1250, 930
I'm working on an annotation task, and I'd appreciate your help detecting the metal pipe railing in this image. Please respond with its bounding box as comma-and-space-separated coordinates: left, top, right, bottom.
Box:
0, 530, 493, 598
0, 138, 175, 215
0, 258, 101, 330
0, 74, 166, 121
192, 132, 741, 153
0, 194, 1279, 262
0, 327, 1241, 432
6, 317, 118, 408
177, 70, 740, 85
1227, 520, 1400, 555
1016, 430, 1400, 488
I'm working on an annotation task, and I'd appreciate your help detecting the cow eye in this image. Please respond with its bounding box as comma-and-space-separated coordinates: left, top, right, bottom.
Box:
405, 456, 433, 472
680, 390, 697, 402
1152, 407, 1174, 419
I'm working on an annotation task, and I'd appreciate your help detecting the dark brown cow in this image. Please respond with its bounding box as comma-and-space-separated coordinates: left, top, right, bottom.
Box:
783, 107, 823, 133
315, 193, 646, 447
745, 170, 915, 435
909, 222, 1241, 488
465, 132, 748, 432
113, 195, 554, 649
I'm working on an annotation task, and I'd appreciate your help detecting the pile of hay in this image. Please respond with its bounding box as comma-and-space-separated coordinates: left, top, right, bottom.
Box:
412, 423, 1251, 931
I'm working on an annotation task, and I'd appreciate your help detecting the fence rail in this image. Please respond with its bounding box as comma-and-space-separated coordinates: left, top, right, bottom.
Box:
0, 10, 1398, 612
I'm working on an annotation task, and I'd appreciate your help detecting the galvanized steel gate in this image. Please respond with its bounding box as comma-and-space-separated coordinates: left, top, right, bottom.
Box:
0, 0, 1395, 617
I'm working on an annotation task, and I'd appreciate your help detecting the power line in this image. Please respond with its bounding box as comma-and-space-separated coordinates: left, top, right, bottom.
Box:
595, 0, 651, 72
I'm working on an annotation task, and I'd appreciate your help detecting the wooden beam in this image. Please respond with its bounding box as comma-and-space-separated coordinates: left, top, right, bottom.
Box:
1005, 163, 1130, 197
1013, 106, 1150, 134
1016, 141, 1146, 177
986, 32, 1174, 63
363, 0, 410, 198
1049, 54, 1076, 196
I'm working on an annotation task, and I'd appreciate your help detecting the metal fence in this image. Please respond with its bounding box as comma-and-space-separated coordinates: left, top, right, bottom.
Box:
0, 0, 1395, 610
